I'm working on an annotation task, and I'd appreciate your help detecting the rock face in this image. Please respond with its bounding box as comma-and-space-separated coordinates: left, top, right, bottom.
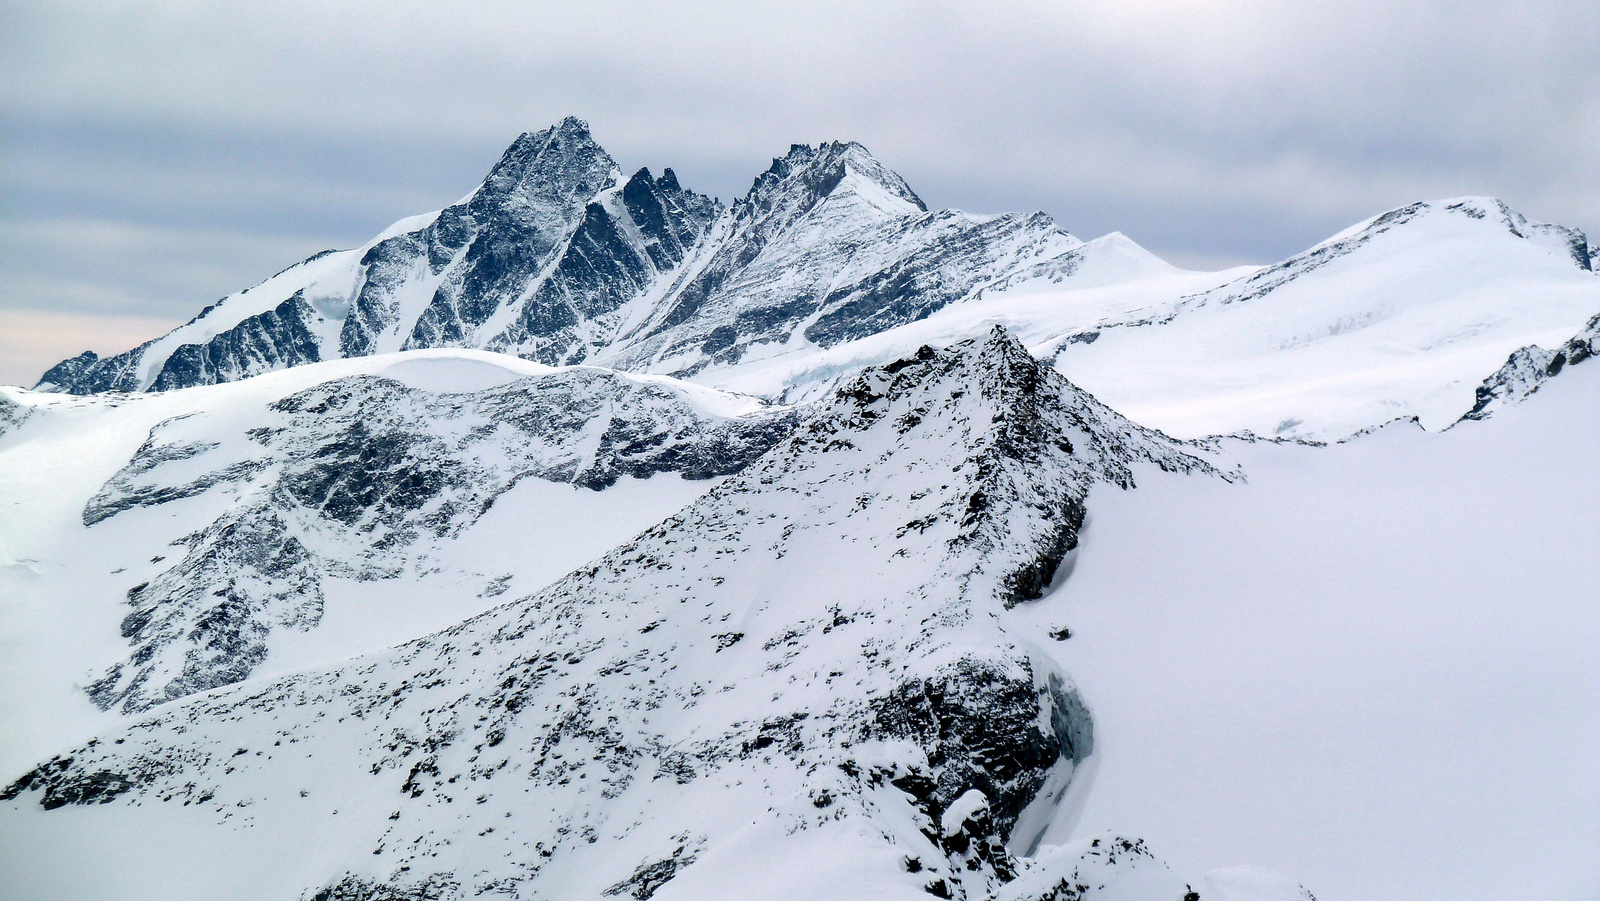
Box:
78, 366, 799, 713
5, 330, 1219, 901
586, 142, 1079, 376
148, 292, 326, 390
35, 120, 1078, 395
1458, 311, 1600, 422
0, 392, 29, 436
343, 123, 720, 366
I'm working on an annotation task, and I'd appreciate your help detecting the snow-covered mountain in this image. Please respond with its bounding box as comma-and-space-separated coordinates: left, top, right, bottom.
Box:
31, 120, 1598, 442
35, 119, 722, 393
4, 328, 1597, 900
701, 197, 1600, 438
3, 331, 1228, 901
34, 119, 1080, 395
5, 118, 1599, 901
0, 351, 791, 775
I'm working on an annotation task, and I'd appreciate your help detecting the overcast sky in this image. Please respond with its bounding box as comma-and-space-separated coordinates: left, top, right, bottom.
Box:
2, 0, 1596, 386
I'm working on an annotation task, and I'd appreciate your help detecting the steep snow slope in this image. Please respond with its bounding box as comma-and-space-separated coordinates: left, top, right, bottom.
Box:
1, 331, 1222, 901
1003, 354, 1600, 899
0, 349, 791, 776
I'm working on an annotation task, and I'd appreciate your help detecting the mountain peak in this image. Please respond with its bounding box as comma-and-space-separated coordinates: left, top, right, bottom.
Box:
475, 117, 617, 211
507, 114, 594, 147
744, 139, 927, 215
1310, 196, 1593, 271
3, 328, 1216, 901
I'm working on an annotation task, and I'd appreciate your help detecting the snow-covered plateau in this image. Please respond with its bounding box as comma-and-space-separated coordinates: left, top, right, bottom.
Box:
2, 118, 1597, 901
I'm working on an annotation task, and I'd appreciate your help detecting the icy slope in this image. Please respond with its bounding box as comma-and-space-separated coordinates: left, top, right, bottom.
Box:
1, 330, 1220, 901
0, 350, 791, 775
34, 124, 1080, 395
1004, 354, 1600, 900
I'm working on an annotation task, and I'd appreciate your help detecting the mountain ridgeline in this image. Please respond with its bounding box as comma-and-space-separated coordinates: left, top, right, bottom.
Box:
6, 331, 1222, 901
36, 118, 1081, 395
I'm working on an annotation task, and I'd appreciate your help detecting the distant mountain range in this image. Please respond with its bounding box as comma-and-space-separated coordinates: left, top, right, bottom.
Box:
34, 117, 1598, 442
35, 117, 1078, 396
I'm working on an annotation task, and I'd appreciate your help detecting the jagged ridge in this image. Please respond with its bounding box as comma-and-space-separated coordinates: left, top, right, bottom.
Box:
35, 121, 1079, 395
6, 329, 1219, 901
1458, 311, 1600, 422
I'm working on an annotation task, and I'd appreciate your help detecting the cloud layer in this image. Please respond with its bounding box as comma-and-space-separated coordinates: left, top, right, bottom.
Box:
3, 0, 1596, 385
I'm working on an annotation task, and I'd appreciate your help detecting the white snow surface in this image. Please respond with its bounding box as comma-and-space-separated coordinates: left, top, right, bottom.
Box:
0, 331, 1211, 901
0, 324, 1596, 900
1006, 356, 1600, 899
4, 177, 1600, 901
27, 119, 1597, 446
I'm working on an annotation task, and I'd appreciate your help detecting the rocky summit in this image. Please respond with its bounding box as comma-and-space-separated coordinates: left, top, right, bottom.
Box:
35, 119, 1078, 396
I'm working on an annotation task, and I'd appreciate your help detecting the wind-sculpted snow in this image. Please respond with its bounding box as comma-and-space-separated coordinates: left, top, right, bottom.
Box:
5, 330, 1220, 901
77, 367, 798, 714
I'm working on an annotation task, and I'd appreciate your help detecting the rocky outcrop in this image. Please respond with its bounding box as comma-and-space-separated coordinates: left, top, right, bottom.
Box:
149, 292, 324, 390
34, 347, 146, 394
594, 143, 1079, 375
78, 366, 798, 713
0, 391, 31, 436
1457, 311, 1600, 422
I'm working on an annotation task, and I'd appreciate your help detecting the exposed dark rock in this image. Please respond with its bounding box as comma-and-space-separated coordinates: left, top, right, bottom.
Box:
16, 331, 1218, 901
149, 292, 323, 390
0, 392, 33, 435
33, 350, 103, 392
602, 843, 700, 899
304, 873, 460, 901
1458, 311, 1600, 423
80, 368, 797, 713
867, 656, 1089, 840
32, 122, 1079, 396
